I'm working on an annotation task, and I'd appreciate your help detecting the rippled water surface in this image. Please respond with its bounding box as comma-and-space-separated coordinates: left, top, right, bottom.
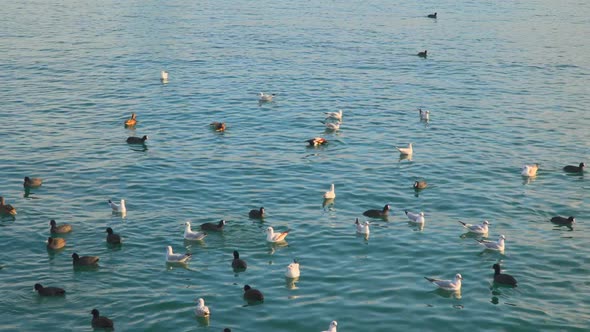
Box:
1, 0, 589, 331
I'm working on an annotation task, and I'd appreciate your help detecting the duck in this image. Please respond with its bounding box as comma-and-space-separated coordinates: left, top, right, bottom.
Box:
166, 246, 192, 263
249, 207, 265, 219
126, 135, 148, 144
285, 259, 300, 278
563, 162, 585, 173
124, 113, 137, 127
49, 219, 72, 234
521, 163, 539, 177
424, 273, 462, 291
476, 234, 506, 251
194, 298, 210, 317
322, 320, 338, 332
243, 285, 264, 303
550, 216, 575, 225
266, 226, 289, 243
419, 108, 430, 121
106, 227, 122, 244
355, 218, 370, 235
232, 250, 247, 271
395, 143, 413, 155
323, 184, 336, 199
72, 252, 99, 266
23, 176, 42, 188
306, 137, 328, 147
259, 92, 275, 102
184, 221, 207, 241
201, 219, 226, 231
363, 204, 390, 218
0, 196, 17, 216
413, 180, 428, 189
457, 220, 489, 234
210, 122, 226, 132
34, 283, 65, 296
160, 70, 169, 82
417, 50, 428, 57
427, 12, 437, 19
405, 210, 425, 224
91, 309, 114, 329
108, 199, 126, 213
324, 109, 343, 121
47, 237, 66, 250
492, 263, 517, 287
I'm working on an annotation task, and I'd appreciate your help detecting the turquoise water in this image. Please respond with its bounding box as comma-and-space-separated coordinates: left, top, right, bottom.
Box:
1, 0, 589, 331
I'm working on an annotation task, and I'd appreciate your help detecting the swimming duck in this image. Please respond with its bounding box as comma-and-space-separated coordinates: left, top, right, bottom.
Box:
91, 309, 114, 329
266, 226, 289, 243
477, 234, 506, 251
72, 253, 99, 266
200, 219, 226, 231
108, 199, 126, 213
306, 137, 328, 147
259, 92, 275, 102
457, 220, 489, 234
106, 227, 122, 244
50, 219, 72, 234
427, 12, 437, 18
0, 196, 17, 216
126, 135, 148, 144
124, 113, 137, 127
23, 176, 42, 188
424, 273, 462, 291
355, 218, 370, 235
184, 221, 207, 241
47, 237, 66, 250
563, 162, 585, 173
324, 109, 343, 121
521, 163, 539, 177
395, 143, 413, 155
243, 285, 264, 303
417, 50, 428, 57
550, 216, 575, 225
34, 283, 65, 296
232, 250, 247, 271
160, 70, 169, 82
322, 320, 338, 332
166, 246, 192, 263
249, 207, 265, 219
405, 210, 425, 224
492, 263, 517, 287
210, 122, 226, 132
363, 204, 390, 218
413, 180, 428, 189
194, 298, 210, 317
285, 259, 300, 279
323, 184, 335, 199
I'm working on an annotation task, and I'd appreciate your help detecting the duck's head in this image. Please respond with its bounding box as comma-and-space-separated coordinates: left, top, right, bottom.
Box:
91, 309, 100, 317
492, 263, 501, 272
142, 135, 148, 141
50, 219, 57, 226
233, 250, 240, 259
72, 253, 79, 260
580, 162, 586, 169
106, 227, 114, 234
244, 285, 252, 292
34, 283, 43, 291
568, 216, 576, 223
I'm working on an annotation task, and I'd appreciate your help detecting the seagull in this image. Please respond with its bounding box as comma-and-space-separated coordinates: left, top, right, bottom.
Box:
424, 273, 463, 291
354, 218, 370, 235
324, 121, 341, 131
124, 113, 137, 127
492, 264, 517, 287
184, 221, 207, 241
194, 298, 210, 317
476, 234, 506, 251
285, 259, 300, 278
395, 143, 413, 155
166, 246, 191, 263
427, 12, 437, 19
259, 92, 275, 102
417, 50, 427, 57
419, 108, 430, 121
457, 220, 489, 234
521, 163, 539, 177
266, 226, 289, 243
563, 162, 585, 173
23, 176, 42, 188
405, 210, 425, 224
323, 184, 335, 199
322, 320, 338, 332
108, 199, 126, 213
306, 137, 328, 147
160, 70, 169, 82
324, 110, 343, 121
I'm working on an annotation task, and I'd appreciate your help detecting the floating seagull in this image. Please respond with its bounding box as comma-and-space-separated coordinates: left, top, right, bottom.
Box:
259, 92, 275, 102
476, 234, 506, 251
324, 109, 343, 121
363, 204, 390, 218
458, 220, 489, 234
50, 219, 72, 234
0, 196, 17, 216
106, 227, 122, 244
563, 162, 585, 173
324, 121, 341, 131
354, 218, 370, 235
492, 263, 517, 287
34, 283, 65, 296
424, 273, 463, 291
126, 135, 148, 144
306, 137, 328, 147
322, 320, 338, 332
166, 246, 192, 263
201, 219, 226, 231
395, 143, 413, 155
427, 12, 437, 19
243, 285, 264, 303
550, 216, 575, 225
23, 176, 42, 188
419, 108, 430, 121
266, 226, 289, 243
210, 122, 226, 132
417, 50, 428, 57
47, 237, 66, 250
124, 113, 137, 127
405, 210, 425, 224
521, 163, 539, 177
184, 221, 207, 241
285, 259, 300, 279
194, 298, 210, 317
160, 70, 169, 82
72, 253, 99, 266
91, 309, 114, 330
413, 180, 428, 189
323, 184, 335, 199
232, 250, 247, 271
108, 199, 126, 213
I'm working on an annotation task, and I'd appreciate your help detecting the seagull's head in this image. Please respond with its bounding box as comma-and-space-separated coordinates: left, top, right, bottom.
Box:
483, 220, 490, 225
455, 273, 463, 280
420, 212, 425, 217
197, 298, 205, 306
499, 234, 506, 240
266, 226, 273, 233
331, 321, 338, 328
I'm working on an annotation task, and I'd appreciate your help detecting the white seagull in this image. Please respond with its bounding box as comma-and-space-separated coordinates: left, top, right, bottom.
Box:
354, 218, 370, 235
324, 110, 343, 121
194, 298, 210, 317
395, 143, 413, 155
285, 259, 300, 278
324, 121, 341, 131
323, 184, 335, 199
419, 108, 430, 121
476, 234, 506, 251
166, 246, 191, 263
322, 320, 338, 332
160, 70, 169, 82
457, 220, 489, 234
259, 92, 275, 102
424, 273, 463, 291
266, 226, 289, 243
184, 221, 208, 241
521, 163, 539, 177
405, 210, 425, 224
108, 199, 126, 213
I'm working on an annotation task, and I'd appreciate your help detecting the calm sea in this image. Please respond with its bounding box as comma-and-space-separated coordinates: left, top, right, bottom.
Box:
1, 0, 589, 331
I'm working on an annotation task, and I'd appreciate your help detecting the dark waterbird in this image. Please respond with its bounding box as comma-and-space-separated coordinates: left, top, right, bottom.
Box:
47, 237, 66, 250
243, 285, 264, 303
363, 204, 390, 218
427, 12, 437, 19
210, 122, 226, 132
201, 219, 226, 231
0, 196, 17, 216
563, 162, 585, 173
91, 308, 114, 329
34, 283, 65, 296
492, 264, 517, 287
249, 207, 265, 219
50, 219, 72, 234
106, 227, 122, 244
232, 250, 247, 271
72, 253, 99, 266
417, 50, 428, 57
550, 216, 575, 225
126, 135, 148, 144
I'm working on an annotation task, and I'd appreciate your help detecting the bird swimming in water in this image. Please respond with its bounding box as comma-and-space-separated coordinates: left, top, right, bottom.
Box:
306, 137, 328, 147
323, 184, 335, 199
91, 309, 114, 329
72, 253, 99, 266
201, 219, 226, 231
259, 92, 275, 102
126, 135, 148, 144
249, 207, 265, 219
165, 246, 192, 263
285, 259, 300, 279
424, 273, 463, 291
563, 162, 585, 173
417, 50, 427, 57
106, 227, 122, 244
124, 113, 137, 127
50, 219, 72, 234
457, 220, 489, 234
243, 284, 264, 303
0, 196, 17, 216
210, 122, 226, 132
492, 263, 517, 287
184, 221, 207, 241
521, 163, 539, 177
322, 320, 338, 332
413, 180, 428, 189
363, 204, 390, 218
265, 226, 289, 243
160, 70, 169, 83
194, 298, 210, 317
550, 216, 575, 225
47, 237, 66, 250
232, 250, 247, 271
427, 12, 437, 19
34, 283, 65, 296
395, 143, 413, 155
324, 109, 343, 121
23, 176, 42, 188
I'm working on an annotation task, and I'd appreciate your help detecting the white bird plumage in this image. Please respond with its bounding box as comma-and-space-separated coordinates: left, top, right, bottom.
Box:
419, 108, 430, 121
354, 218, 370, 235
457, 220, 489, 234
324, 110, 343, 121
259, 92, 275, 102
477, 234, 506, 251
266, 226, 289, 243
395, 143, 413, 155
194, 298, 210, 317
521, 163, 539, 177
425, 273, 463, 291
323, 184, 335, 199
184, 221, 208, 241
160, 70, 169, 82
405, 210, 425, 224
322, 320, 338, 332
108, 199, 126, 213
285, 259, 300, 278
324, 121, 341, 131
166, 246, 191, 263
